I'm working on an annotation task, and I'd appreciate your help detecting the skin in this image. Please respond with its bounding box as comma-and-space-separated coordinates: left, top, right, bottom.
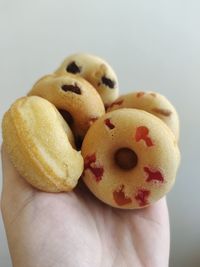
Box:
1, 146, 170, 267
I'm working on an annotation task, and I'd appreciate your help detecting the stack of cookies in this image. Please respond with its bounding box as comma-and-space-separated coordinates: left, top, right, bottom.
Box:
2, 53, 180, 209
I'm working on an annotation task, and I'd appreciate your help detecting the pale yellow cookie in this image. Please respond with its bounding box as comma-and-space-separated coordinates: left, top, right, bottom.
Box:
81, 109, 180, 209
55, 53, 119, 106
107, 91, 180, 141
2, 96, 84, 192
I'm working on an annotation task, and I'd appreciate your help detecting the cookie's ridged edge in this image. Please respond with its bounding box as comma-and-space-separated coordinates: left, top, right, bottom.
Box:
2, 97, 76, 192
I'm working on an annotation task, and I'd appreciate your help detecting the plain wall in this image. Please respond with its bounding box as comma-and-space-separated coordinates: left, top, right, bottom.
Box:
0, 1, 200, 266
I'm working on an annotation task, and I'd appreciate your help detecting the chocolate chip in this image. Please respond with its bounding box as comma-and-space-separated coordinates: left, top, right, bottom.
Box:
101, 76, 115, 89
58, 109, 74, 126
104, 118, 115, 129
114, 148, 138, 170
66, 61, 81, 74
61, 84, 81, 95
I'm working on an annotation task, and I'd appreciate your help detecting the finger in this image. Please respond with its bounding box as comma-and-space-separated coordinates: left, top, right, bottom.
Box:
1, 144, 35, 204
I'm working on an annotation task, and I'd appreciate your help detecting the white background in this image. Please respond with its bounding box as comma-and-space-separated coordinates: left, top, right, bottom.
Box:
0, 1, 200, 266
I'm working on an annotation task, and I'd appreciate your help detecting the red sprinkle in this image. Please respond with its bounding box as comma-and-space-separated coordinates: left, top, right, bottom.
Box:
84, 154, 96, 167
90, 167, 104, 182
135, 126, 154, 147
144, 167, 164, 183
152, 108, 172, 117
136, 92, 145, 98
113, 185, 132, 206
135, 189, 150, 206
104, 118, 115, 129
109, 99, 124, 109
84, 154, 104, 182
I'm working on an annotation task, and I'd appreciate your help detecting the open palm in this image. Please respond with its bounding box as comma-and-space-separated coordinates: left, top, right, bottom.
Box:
1, 148, 169, 267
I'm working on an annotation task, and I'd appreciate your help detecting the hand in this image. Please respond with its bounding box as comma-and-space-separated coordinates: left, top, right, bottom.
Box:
1, 146, 170, 267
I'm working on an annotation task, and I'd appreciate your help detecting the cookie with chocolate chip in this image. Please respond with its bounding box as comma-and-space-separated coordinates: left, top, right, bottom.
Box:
28, 73, 105, 145
55, 53, 119, 106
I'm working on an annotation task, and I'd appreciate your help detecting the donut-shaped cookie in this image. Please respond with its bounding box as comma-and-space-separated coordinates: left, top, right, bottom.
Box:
2, 96, 84, 192
54, 53, 119, 106
81, 109, 180, 209
107, 91, 180, 141
28, 73, 105, 142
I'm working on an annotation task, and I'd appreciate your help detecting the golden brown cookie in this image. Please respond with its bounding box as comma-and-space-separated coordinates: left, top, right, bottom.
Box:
28, 73, 105, 142
81, 108, 180, 209
107, 91, 180, 141
54, 53, 119, 106
2, 96, 84, 192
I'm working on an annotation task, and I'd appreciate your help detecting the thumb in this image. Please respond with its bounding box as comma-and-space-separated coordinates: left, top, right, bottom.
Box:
1, 144, 35, 218
1, 144, 34, 192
